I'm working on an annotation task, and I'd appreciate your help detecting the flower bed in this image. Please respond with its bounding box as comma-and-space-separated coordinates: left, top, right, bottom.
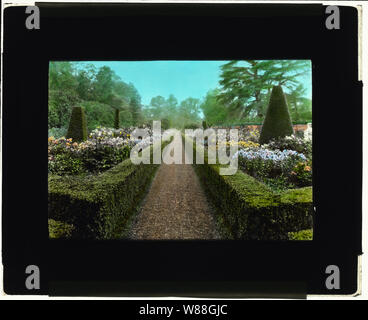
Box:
48, 126, 153, 175
234, 146, 312, 191
185, 134, 313, 240
188, 128, 312, 192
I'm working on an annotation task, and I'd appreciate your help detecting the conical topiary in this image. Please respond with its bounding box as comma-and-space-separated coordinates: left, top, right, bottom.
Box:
114, 109, 120, 129
66, 106, 87, 142
202, 120, 208, 130
259, 85, 294, 144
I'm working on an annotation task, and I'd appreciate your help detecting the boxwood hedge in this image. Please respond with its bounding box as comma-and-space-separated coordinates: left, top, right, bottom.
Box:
48, 140, 171, 239
186, 136, 313, 240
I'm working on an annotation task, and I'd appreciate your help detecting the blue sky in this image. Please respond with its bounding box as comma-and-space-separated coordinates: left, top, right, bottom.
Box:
81, 60, 312, 105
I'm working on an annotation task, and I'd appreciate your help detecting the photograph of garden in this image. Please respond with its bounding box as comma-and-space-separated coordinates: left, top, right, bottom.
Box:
48, 60, 313, 241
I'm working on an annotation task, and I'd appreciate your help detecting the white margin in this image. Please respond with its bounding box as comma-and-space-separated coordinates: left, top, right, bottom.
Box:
0, 0, 366, 301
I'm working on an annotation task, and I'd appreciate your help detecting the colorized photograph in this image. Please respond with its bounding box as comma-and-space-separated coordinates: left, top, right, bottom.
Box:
48, 60, 313, 240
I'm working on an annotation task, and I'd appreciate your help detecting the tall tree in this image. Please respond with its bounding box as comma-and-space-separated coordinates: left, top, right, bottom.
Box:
130, 96, 142, 126
179, 97, 201, 127
92, 66, 117, 104
218, 60, 310, 120
200, 89, 228, 126
285, 84, 307, 122
48, 62, 79, 128
148, 96, 166, 120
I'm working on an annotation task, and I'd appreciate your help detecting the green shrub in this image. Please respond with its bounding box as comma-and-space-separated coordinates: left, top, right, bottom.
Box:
202, 120, 208, 130
186, 136, 313, 240
80, 101, 114, 131
49, 153, 85, 175
259, 86, 294, 144
48, 127, 67, 138
66, 106, 88, 142
288, 229, 313, 240
48, 219, 74, 238
184, 123, 200, 130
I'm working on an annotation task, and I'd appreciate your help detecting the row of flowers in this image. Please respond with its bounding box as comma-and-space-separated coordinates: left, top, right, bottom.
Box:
48, 127, 154, 175
233, 144, 312, 190
198, 127, 312, 191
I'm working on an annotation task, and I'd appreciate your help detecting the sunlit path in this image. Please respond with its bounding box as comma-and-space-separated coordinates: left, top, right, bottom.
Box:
128, 131, 220, 240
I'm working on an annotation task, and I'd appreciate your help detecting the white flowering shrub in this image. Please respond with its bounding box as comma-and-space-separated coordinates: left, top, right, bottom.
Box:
48, 126, 154, 175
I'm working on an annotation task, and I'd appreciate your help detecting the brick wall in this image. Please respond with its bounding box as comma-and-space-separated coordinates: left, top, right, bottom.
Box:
213, 124, 310, 132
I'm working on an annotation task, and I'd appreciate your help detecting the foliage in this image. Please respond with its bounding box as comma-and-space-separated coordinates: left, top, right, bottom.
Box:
48, 127, 67, 139
48, 62, 143, 131
49, 219, 75, 238
259, 85, 294, 144
48, 62, 80, 129
130, 96, 142, 126
80, 100, 114, 131
289, 161, 312, 187
285, 84, 312, 122
184, 123, 201, 130
288, 229, 313, 240
218, 60, 310, 122
200, 89, 228, 126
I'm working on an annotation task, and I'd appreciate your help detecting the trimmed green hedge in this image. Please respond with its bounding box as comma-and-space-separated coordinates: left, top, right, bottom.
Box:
49, 219, 75, 239
288, 229, 313, 240
186, 136, 313, 240
48, 140, 170, 239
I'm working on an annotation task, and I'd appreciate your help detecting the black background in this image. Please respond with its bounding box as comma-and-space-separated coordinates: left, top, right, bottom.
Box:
2, 3, 362, 297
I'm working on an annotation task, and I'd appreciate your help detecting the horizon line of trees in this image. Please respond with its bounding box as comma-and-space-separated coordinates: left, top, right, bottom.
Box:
49, 60, 312, 133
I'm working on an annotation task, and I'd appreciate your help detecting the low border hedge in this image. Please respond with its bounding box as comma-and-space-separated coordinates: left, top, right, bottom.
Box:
185, 136, 313, 240
48, 140, 171, 239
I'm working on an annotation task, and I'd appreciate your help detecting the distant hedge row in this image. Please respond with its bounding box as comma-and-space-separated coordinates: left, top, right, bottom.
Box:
48, 140, 171, 239
186, 136, 313, 240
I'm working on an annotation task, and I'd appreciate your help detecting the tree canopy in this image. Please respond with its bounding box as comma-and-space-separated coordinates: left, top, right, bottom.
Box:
48, 62, 144, 131
49, 60, 312, 133
216, 60, 311, 123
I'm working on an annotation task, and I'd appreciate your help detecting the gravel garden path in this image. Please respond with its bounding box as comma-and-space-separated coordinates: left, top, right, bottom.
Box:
128, 131, 220, 240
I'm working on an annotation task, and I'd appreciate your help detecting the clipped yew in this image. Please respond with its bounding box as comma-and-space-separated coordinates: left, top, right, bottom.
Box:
114, 109, 120, 129
259, 85, 294, 144
66, 106, 88, 142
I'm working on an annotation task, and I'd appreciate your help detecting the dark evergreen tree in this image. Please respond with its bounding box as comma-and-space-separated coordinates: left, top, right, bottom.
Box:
114, 109, 120, 129
259, 85, 294, 144
66, 106, 88, 142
